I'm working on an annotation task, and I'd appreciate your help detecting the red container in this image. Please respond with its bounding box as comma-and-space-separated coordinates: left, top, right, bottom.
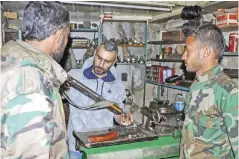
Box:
158, 66, 164, 83
229, 33, 238, 52
172, 68, 176, 75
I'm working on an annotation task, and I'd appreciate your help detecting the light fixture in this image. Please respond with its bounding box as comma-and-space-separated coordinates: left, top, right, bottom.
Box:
61, 1, 172, 12
100, 15, 152, 22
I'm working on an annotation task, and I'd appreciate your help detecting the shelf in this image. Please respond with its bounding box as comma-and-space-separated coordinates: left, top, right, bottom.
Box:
146, 80, 189, 92
223, 52, 239, 56
70, 28, 98, 32
118, 44, 145, 47
3, 28, 18, 33
71, 46, 88, 49
148, 40, 185, 45
116, 63, 145, 65
149, 58, 183, 62
218, 24, 238, 32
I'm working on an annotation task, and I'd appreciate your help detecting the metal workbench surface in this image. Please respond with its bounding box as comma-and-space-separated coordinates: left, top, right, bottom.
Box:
77, 133, 181, 159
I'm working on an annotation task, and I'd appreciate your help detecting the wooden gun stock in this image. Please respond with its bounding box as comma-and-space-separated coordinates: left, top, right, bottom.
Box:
88, 131, 119, 143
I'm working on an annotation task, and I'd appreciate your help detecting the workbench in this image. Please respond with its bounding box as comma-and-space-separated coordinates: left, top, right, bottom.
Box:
76, 132, 181, 159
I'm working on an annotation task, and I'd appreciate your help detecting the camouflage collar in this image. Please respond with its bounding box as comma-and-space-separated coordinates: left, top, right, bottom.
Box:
195, 65, 221, 83
15, 40, 67, 87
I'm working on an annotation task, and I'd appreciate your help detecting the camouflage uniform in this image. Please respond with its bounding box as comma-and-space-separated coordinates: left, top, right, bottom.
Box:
180, 65, 238, 159
1, 40, 69, 159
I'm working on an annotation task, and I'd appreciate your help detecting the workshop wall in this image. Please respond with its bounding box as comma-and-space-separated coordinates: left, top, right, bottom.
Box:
71, 16, 238, 112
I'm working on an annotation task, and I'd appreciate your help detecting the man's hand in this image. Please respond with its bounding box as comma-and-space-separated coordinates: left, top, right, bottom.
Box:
119, 113, 134, 126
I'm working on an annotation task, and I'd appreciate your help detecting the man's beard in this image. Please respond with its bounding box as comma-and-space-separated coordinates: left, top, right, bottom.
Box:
93, 66, 107, 75
52, 38, 66, 62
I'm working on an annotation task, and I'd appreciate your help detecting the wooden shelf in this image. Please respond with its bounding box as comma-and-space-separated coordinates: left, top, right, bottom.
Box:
118, 44, 145, 47
218, 24, 238, 32
149, 58, 183, 62
71, 46, 88, 49
116, 63, 145, 65
3, 28, 18, 33
223, 52, 239, 56
148, 40, 185, 45
70, 28, 98, 32
146, 80, 189, 92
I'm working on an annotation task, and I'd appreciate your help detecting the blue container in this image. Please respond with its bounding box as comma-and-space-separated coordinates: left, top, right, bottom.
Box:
175, 101, 184, 111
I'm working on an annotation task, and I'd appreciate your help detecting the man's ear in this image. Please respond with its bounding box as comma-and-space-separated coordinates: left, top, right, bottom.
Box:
113, 55, 117, 64
202, 46, 211, 58
55, 29, 64, 43
93, 49, 98, 56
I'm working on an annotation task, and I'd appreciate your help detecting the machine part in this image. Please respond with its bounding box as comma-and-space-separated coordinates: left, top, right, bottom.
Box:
141, 98, 184, 135
157, 107, 174, 114
152, 109, 161, 123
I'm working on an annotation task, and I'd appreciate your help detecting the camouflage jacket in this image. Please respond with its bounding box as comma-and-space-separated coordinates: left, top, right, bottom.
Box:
1, 40, 69, 159
180, 65, 238, 159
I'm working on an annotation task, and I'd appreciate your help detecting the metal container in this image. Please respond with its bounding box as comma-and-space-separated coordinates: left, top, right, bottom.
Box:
162, 46, 172, 54
158, 107, 174, 114
70, 23, 77, 29
229, 32, 238, 52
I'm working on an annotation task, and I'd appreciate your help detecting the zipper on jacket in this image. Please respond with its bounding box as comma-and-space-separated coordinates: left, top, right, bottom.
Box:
101, 82, 104, 96
96, 79, 99, 93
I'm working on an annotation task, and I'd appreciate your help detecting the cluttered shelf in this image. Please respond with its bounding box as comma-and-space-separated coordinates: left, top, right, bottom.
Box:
3, 28, 19, 33
223, 52, 239, 56
218, 24, 238, 32
71, 46, 88, 49
149, 58, 183, 62
146, 80, 190, 92
148, 40, 185, 45
116, 63, 145, 65
70, 28, 98, 32
118, 44, 145, 47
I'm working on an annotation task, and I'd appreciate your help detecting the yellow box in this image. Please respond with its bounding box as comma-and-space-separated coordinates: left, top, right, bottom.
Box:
3, 12, 18, 19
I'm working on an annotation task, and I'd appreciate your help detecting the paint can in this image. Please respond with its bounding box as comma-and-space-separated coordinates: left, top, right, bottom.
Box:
229, 32, 238, 52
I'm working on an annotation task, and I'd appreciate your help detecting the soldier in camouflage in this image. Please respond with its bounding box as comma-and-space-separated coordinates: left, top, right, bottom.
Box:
180, 24, 238, 159
1, 2, 70, 158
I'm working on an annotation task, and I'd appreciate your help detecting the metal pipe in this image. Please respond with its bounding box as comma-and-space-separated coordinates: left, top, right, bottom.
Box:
109, 1, 175, 7
100, 15, 152, 22
61, 1, 172, 12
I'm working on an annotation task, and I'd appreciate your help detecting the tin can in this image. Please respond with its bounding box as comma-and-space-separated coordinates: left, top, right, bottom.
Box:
229, 33, 238, 52
158, 66, 164, 83
70, 23, 76, 29
172, 68, 176, 75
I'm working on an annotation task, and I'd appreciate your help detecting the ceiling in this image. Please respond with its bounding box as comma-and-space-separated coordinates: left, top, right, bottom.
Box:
1, 1, 238, 23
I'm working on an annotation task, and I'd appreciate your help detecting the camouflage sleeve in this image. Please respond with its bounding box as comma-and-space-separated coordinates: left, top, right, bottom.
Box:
222, 89, 238, 158
1, 92, 60, 158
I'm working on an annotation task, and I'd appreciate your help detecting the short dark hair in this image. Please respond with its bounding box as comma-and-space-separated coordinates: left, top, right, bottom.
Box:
101, 39, 118, 54
191, 24, 226, 60
23, 1, 69, 41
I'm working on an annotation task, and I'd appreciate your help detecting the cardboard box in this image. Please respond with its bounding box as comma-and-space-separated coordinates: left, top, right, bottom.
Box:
216, 13, 238, 27
162, 30, 184, 41
4, 12, 18, 19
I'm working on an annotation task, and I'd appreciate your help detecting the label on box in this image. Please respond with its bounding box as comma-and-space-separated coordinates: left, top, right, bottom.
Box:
229, 33, 238, 52
216, 13, 238, 26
